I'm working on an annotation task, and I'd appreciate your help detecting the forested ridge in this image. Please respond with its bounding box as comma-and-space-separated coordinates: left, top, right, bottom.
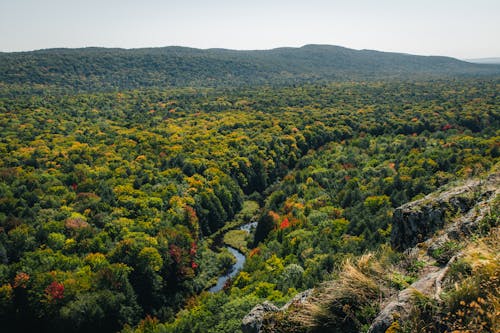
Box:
0, 75, 498, 333
2, 45, 500, 95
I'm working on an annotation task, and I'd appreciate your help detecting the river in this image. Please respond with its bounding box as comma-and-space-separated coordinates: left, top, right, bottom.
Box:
208, 221, 257, 292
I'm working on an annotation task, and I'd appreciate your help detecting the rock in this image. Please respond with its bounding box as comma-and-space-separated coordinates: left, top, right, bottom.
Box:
368, 267, 440, 333
282, 289, 313, 311
370, 172, 499, 333
368, 262, 451, 333
368, 298, 408, 333
390, 174, 499, 251
245, 173, 499, 333
391, 205, 445, 250
242, 301, 279, 333
241, 290, 313, 333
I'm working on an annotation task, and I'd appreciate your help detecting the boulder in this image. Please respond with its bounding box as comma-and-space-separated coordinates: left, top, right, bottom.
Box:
241, 301, 279, 333
241, 290, 313, 333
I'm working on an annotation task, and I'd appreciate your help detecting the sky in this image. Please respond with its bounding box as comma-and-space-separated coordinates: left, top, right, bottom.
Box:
0, 0, 499, 59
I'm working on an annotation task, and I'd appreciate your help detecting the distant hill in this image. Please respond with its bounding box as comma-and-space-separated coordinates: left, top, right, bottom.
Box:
1, 44, 500, 92
466, 57, 500, 64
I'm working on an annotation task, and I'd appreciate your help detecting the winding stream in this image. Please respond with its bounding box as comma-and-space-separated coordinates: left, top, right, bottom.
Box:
208, 222, 257, 292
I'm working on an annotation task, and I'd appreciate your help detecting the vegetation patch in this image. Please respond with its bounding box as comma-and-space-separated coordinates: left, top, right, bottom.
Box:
430, 240, 463, 265
223, 230, 250, 254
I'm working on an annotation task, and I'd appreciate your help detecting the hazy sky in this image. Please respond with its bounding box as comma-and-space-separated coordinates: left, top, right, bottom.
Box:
1, 0, 499, 59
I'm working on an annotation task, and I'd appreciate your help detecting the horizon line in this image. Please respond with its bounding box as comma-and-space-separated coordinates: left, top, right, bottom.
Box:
2, 43, 494, 61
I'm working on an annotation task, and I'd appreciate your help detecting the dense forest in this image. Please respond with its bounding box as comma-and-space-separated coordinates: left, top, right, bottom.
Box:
0, 46, 499, 333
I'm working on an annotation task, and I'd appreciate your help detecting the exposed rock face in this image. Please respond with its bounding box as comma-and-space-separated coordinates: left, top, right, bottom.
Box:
241, 290, 313, 333
242, 301, 279, 333
369, 172, 499, 333
368, 265, 445, 333
391, 174, 498, 250
282, 289, 313, 311
243, 173, 499, 333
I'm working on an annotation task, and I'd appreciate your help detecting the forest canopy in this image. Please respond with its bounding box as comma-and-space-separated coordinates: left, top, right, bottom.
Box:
0, 77, 498, 332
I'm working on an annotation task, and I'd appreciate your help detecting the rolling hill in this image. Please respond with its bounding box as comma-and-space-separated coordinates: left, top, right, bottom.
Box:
1, 44, 500, 93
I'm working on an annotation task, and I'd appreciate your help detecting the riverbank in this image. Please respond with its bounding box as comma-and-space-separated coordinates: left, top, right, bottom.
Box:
223, 221, 258, 254
208, 221, 258, 292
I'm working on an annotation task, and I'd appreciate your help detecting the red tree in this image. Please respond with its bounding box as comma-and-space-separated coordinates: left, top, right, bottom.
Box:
280, 217, 290, 229
45, 281, 64, 301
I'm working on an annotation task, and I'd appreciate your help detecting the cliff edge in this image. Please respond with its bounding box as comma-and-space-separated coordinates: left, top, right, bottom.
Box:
242, 172, 499, 333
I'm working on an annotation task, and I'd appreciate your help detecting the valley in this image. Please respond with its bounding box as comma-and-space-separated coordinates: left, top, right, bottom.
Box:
0, 47, 498, 333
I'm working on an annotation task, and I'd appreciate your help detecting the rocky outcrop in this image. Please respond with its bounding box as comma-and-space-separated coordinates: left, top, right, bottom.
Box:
368, 266, 443, 333
242, 173, 499, 333
391, 173, 498, 250
241, 290, 313, 333
242, 302, 279, 333
369, 172, 499, 333
281, 289, 313, 311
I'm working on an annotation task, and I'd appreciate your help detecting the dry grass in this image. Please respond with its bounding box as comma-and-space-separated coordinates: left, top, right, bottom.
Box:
287, 253, 389, 333
402, 228, 500, 333
440, 228, 499, 333
274, 195, 499, 333
285, 229, 499, 333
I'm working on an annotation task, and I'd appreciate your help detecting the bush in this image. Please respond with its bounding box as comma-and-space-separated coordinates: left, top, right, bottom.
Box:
217, 250, 236, 274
